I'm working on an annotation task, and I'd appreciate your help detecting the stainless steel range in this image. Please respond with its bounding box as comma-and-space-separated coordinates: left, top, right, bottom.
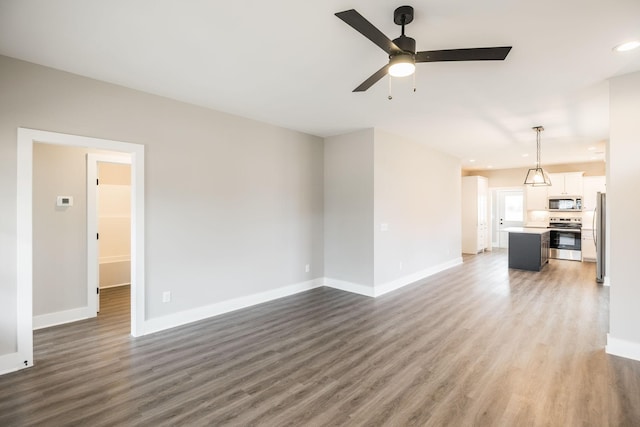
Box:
548, 216, 582, 261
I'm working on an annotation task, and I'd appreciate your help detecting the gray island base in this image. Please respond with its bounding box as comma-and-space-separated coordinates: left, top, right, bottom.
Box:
504, 227, 550, 272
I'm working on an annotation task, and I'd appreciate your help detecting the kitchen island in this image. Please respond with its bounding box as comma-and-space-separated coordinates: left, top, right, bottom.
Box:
504, 227, 550, 271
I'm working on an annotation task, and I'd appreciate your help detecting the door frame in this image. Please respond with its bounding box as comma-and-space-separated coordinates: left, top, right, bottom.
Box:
87, 153, 132, 315
491, 186, 525, 248
17, 128, 145, 371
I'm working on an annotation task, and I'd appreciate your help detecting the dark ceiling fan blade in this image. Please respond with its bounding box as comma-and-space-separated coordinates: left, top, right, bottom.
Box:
335, 9, 401, 54
353, 64, 390, 92
415, 46, 512, 62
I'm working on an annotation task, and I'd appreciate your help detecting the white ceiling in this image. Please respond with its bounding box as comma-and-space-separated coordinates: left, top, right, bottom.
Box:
1, 0, 639, 170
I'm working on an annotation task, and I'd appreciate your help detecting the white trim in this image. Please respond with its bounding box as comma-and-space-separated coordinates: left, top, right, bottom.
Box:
322, 278, 375, 297
142, 279, 324, 335
14, 128, 145, 375
321, 258, 464, 299
606, 334, 640, 361
0, 352, 27, 376
33, 307, 94, 330
604, 276, 610, 287
16, 129, 34, 372
374, 257, 463, 297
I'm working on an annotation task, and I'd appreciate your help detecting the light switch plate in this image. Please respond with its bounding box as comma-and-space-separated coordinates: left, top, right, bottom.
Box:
56, 196, 73, 207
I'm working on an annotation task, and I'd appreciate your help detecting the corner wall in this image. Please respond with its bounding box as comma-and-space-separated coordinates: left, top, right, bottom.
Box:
607, 70, 640, 360
373, 130, 462, 294
323, 129, 375, 293
323, 128, 463, 296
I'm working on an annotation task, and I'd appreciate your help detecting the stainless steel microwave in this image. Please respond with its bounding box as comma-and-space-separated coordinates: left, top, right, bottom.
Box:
548, 196, 582, 211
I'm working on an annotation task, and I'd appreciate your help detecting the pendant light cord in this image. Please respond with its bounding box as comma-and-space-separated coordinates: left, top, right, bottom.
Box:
533, 126, 544, 169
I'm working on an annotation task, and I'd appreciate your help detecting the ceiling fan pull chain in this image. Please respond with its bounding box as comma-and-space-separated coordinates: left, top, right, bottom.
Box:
413, 72, 416, 92
388, 75, 393, 100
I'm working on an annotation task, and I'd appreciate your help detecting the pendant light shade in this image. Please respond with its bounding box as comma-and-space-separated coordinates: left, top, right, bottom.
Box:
524, 126, 552, 186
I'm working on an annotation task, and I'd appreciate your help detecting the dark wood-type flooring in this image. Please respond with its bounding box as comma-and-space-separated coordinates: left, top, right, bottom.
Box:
2, 251, 640, 426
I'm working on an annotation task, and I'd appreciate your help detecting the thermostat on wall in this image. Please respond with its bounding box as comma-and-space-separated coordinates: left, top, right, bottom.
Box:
56, 196, 73, 207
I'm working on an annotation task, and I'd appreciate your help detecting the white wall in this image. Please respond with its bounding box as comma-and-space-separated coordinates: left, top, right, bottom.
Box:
0, 55, 324, 359
323, 129, 375, 289
373, 130, 462, 287
607, 70, 640, 359
32, 144, 89, 316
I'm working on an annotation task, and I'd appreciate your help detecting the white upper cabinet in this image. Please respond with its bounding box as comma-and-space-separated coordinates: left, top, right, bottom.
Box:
548, 172, 584, 196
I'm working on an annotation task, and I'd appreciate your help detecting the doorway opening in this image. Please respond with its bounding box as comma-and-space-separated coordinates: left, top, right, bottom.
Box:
16, 128, 145, 372
491, 188, 524, 248
88, 154, 132, 314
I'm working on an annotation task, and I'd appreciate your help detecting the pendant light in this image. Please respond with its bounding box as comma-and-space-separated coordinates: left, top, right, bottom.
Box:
524, 126, 552, 186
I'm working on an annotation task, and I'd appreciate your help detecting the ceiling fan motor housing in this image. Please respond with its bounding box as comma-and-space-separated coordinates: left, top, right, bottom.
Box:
392, 35, 416, 55
393, 6, 416, 55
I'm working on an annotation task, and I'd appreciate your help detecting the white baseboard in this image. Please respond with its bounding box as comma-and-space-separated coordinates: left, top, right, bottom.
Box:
374, 257, 463, 297
0, 352, 29, 375
99, 255, 131, 264
322, 278, 375, 297
33, 306, 95, 330
142, 278, 324, 335
321, 257, 464, 298
606, 334, 640, 361
100, 282, 131, 289
143, 262, 463, 329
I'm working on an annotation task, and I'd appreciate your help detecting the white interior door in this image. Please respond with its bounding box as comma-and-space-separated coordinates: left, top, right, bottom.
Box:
495, 189, 524, 248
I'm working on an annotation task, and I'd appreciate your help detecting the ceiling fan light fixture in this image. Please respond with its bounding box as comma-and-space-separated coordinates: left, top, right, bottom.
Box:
388, 54, 415, 77
524, 126, 552, 186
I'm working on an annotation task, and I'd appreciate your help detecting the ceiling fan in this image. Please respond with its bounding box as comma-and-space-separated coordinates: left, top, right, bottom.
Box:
335, 6, 512, 92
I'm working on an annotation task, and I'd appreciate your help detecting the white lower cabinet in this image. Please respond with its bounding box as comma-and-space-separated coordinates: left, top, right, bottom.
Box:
582, 231, 596, 262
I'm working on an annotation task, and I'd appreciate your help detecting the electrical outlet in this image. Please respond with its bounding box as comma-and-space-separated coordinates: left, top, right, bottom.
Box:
305, 264, 310, 273
162, 291, 171, 303
399, 261, 403, 270
380, 223, 389, 232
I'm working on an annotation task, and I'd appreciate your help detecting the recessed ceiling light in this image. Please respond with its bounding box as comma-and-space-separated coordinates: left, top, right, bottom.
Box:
469, 159, 476, 163
522, 153, 529, 157
613, 41, 640, 52
487, 165, 493, 169
588, 146, 596, 151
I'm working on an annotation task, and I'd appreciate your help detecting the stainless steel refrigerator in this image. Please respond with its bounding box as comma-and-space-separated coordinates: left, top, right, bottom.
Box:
595, 192, 606, 283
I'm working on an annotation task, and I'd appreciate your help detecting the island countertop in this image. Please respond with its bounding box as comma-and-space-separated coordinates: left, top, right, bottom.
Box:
503, 227, 550, 235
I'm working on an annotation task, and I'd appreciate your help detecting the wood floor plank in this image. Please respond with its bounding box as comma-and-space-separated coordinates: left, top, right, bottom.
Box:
1, 252, 640, 426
